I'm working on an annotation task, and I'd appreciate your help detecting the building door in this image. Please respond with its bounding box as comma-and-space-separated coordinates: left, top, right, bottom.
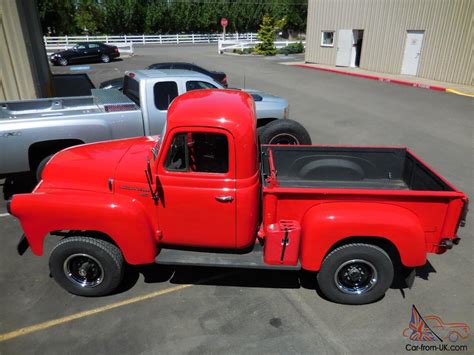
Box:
350, 30, 364, 67
336, 29, 353, 67
401, 31, 424, 75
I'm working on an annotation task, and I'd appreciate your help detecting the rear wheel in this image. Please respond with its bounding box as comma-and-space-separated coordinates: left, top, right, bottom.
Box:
101, 54, 110, 63
317, 243, 394, 304
259, 119, 312, 145
49, 237, 124, 296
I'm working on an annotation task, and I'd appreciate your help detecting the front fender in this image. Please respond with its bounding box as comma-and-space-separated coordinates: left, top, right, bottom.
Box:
10, 190, 157, 264
300, 202, 426, 271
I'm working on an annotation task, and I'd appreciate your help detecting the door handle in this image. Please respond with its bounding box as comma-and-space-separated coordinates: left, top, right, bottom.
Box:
215, 196, 233, 202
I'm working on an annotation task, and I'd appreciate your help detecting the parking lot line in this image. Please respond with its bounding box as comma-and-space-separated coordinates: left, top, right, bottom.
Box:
0, 270, 235, 343
0, 213, 10, 218
0, 283, 193, 342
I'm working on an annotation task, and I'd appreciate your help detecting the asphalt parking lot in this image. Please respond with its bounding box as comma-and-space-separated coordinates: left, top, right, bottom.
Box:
1, 45, 472, 354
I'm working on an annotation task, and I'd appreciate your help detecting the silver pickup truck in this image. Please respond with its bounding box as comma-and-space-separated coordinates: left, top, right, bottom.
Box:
0, 70, 311, 180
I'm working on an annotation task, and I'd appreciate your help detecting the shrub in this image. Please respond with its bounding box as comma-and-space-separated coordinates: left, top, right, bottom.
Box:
255, 15, 277, 56
277, 41, 304, 55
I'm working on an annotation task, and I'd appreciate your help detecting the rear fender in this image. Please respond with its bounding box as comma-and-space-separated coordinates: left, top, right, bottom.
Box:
300, 202, 426, 271
11, 191, 157, 264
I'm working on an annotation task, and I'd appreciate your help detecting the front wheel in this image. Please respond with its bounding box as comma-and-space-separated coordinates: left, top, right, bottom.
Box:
317, 243, 394, 304
59, 58, 68, 66
36, 154, 54, 182
49, 237, 124, 296
258, 119, 312, 145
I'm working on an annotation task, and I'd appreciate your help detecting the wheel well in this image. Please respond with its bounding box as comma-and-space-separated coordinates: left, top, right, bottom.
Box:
325, 236, 402, 267
28, 139, 84, 171
51, 230, 119, 248
256, 118, 278, 128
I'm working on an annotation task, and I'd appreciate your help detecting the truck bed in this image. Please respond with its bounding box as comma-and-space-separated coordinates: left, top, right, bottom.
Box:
262, 146, 454, 191
0, 89, 137, 120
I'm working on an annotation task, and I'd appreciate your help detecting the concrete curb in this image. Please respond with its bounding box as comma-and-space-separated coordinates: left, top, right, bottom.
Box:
291, 64, 473, 97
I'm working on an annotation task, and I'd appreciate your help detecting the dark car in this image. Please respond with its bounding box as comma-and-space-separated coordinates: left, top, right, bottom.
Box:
50, 42, 120, 66
99, 62, 228, 90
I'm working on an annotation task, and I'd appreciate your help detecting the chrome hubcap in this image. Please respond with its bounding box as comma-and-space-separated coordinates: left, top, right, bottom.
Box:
334, 259, 378, 295
63, 253, 104, 288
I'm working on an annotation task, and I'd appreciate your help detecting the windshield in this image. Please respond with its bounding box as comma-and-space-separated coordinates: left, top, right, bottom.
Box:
151, 136, 162, 160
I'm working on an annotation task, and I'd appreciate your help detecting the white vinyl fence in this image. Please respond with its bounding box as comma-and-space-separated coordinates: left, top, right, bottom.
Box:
44, 33, 257, 46
218, 39, 305, 54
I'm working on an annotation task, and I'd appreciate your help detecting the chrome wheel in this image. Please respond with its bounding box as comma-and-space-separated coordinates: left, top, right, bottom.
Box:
334, 259, 378, 295
63, 253, 104, 288
268, 133, 299, 145
59, 58, 68, 66
101, 54, 110, 63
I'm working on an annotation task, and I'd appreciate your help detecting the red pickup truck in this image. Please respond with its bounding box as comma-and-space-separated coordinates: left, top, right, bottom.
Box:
8, 90, 468, 304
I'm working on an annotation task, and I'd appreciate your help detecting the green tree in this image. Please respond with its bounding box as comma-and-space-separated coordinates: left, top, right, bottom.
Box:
145, 0, 169, 34
102, 0, 139, 34
37, 0, 77, 35
255, 14, 277, 55
272, 0, 308, 36
75, 0, 103, 34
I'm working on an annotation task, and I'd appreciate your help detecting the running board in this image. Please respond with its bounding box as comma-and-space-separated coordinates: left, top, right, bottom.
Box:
155, 244, 301, 270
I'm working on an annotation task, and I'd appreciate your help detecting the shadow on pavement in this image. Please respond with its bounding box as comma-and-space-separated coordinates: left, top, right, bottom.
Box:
116, 261, 436, 302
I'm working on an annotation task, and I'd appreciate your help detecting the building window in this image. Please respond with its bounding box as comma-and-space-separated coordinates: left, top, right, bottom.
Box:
321, 31, 334, 47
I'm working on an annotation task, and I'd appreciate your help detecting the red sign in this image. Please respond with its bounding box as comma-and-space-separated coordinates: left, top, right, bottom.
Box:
221, 18, 228, 27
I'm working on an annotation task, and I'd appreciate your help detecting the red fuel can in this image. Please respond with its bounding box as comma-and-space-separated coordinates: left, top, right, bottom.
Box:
264, 220, 301, 265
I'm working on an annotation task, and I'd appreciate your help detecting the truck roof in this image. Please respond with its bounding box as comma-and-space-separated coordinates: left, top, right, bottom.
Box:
127, 69, 215, 81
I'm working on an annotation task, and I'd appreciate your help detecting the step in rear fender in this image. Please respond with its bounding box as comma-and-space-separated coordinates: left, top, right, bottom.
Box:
300, 202, 426, 271
10, 191, 157, 264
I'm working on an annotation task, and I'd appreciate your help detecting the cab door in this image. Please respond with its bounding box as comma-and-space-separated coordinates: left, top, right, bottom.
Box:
156, 128, 236, 248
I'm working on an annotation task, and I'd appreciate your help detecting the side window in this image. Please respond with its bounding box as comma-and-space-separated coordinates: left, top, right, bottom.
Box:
165, 133, 187, 171
165, 132, 229, 174
89, 43, 99, 49
186, 81, 217, 91
76, 44, 86, 50
154, 81, 179, 110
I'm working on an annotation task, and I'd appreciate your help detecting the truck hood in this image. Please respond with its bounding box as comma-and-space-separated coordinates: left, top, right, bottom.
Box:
238, 88, 287, 103
39, 137, 153, 193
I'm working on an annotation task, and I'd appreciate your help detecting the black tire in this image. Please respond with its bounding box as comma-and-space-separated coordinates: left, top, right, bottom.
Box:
101, 54, 110, 63
259, 119, 312, 145
35, 154, 54, 182
59, 58, 68, 66
317, 243, 394, 305
49, 237, 124, 296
